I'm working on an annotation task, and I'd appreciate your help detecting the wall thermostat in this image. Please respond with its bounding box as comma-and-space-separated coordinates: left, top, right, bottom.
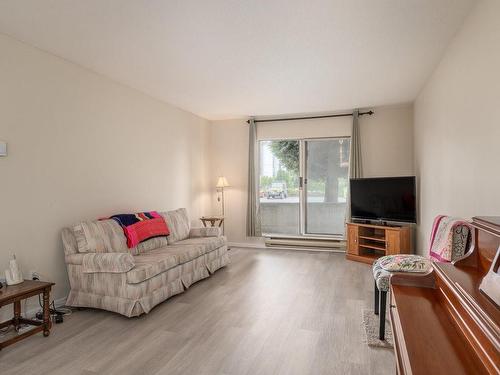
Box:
0, 141, 7, 156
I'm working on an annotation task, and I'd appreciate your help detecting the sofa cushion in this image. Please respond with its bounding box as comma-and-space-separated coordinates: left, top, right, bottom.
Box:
73, 219, 128, 253
176, 236, 227, 253
160, 208, 190, 244
127, 239, 223, 284
162, 244, 205, 264
133, 236, 168, 255
189, 227, 221, 238
82, 253, 135, 273
127, 247, 179, 284
72, 219, 168, 255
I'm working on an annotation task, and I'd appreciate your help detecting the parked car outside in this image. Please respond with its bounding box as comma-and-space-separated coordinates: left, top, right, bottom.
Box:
266, 182, 288, 199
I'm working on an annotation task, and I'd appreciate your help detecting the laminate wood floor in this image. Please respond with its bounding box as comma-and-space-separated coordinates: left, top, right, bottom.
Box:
0, 248, 394, 375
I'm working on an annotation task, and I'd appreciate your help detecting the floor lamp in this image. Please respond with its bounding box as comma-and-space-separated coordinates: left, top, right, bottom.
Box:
216, 176, 229, 234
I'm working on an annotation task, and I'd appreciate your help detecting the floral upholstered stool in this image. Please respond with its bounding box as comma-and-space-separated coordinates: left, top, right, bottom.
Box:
372, 255, 431, 340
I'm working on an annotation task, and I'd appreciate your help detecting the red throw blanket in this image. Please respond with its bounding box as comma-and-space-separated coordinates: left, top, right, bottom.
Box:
110, 211, 170, 248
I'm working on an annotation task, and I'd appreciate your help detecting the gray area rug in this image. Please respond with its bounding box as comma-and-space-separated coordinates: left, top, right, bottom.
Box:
362, 309, 393, 348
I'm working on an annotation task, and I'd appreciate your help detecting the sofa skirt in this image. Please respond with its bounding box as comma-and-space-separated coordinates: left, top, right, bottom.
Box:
66, 246, 229, 317
206, 247, 230, 274
66, 278, 184, 317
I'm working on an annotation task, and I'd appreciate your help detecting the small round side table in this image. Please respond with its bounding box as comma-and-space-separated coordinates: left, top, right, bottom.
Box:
200, 216, 224, 228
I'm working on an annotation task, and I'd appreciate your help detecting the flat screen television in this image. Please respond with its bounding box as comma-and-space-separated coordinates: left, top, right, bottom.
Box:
350, 176, 416, 223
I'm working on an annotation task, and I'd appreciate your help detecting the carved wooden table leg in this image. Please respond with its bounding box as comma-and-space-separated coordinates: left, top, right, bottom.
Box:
43, 287, 51, 337
13, 300, 21, 331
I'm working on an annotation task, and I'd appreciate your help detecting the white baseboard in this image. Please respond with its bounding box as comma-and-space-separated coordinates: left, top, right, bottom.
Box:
228, 241, 346, 253
266, 246, 346, 253
228, 242, 266, 249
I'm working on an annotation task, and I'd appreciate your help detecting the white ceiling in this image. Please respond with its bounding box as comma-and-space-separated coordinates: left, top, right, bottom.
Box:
0, 0, 475, 120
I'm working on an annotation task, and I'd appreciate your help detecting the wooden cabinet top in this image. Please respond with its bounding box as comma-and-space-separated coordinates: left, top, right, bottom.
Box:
346, 222, 411, 231
0, 280, 54, 304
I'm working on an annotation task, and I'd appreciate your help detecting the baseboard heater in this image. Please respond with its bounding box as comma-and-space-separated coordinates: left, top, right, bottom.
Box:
264, 236, 346, 251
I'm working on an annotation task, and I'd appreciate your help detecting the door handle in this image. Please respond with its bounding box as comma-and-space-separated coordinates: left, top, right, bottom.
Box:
299, 177, 308, 189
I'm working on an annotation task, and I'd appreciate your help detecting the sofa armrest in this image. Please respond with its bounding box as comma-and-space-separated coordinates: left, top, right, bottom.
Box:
189, 227, 221, 238
80, 253, 135, 273
65, 253, 85, 265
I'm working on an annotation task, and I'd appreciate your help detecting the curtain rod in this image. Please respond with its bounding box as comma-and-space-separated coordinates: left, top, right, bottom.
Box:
246, 110, 374, 124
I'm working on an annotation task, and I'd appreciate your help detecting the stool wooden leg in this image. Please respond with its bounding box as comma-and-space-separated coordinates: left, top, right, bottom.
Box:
379, 291, 387, 340
374, 281, 379, 315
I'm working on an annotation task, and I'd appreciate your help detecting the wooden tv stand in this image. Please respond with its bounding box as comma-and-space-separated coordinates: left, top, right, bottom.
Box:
346, 222, 413, 264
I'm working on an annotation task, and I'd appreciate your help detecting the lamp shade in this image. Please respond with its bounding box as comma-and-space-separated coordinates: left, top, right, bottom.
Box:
216, 176, 229, 188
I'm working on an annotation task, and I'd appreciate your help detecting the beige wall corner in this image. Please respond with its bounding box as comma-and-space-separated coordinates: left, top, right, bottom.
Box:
414, 0, 500, 254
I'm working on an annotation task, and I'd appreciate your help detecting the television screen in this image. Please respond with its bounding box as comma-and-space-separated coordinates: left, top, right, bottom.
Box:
350, 176, 416, 223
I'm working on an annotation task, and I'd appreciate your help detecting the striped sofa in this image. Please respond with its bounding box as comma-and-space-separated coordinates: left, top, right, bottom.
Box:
62, 208, 229, 317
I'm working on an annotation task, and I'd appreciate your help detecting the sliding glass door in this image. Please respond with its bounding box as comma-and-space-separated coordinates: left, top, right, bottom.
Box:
259, 137, 350, 237
259, 140, 300, 235
304, 138, 350, 235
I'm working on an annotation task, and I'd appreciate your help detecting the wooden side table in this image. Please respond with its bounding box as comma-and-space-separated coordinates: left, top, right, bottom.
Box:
0, 280, 55, 350
200, 216, 224, 228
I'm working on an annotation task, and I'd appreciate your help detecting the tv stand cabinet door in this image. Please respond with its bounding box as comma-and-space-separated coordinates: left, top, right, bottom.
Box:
346, 225, 359, 255
386, 228, 412, 255
386, 229, 401, 255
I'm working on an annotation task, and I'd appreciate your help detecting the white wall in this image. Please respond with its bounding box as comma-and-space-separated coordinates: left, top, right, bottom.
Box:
414, 0, 500, 254
0, 34, 211, 310
210, 119, 258, 246
360, 105, 414, 178
210, 103, 414, 245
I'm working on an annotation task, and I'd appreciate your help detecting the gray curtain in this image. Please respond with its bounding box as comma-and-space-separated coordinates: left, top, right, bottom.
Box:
246, 118, 262, 237
346, 109, 363, 223
349, 109, 363, 178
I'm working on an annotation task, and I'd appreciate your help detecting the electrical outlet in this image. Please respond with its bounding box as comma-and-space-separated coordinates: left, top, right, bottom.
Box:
0, 141, 6, 157
29, 271, 41, 280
